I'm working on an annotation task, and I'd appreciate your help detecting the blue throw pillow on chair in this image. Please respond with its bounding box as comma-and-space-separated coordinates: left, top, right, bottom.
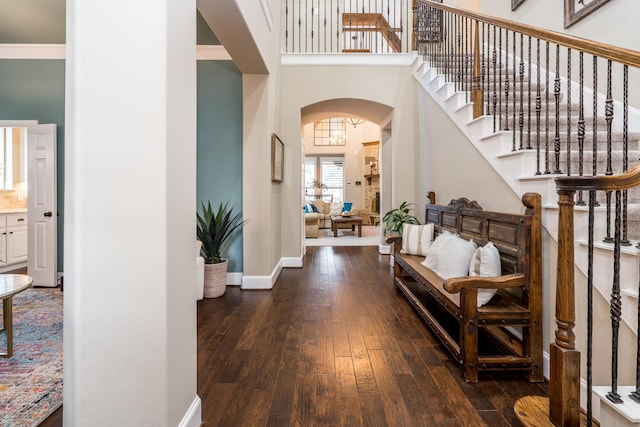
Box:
343, 202, 353, 212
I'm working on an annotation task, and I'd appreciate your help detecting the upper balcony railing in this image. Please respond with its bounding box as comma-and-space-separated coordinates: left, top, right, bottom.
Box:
283, 0, 431, 53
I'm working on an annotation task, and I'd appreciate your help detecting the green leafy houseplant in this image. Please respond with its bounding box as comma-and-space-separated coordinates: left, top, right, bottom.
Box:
382, 201, 420, 235
197, 201, 247, 264
312, 179, 327, 189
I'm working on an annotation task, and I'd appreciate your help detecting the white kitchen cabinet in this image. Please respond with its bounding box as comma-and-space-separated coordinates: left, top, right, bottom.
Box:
0, 212, 27, 267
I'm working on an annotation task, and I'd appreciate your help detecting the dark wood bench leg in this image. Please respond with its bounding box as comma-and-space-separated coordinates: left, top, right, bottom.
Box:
460, 291, 479, 382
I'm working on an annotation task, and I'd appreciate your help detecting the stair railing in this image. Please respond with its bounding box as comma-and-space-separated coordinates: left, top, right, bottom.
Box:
416, 1, 640, 426
283, 0, 413, 53
417, 0, 640, 246
547, 164, 640, 426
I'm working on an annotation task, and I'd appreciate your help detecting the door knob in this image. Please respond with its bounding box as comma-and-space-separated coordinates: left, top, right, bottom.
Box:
44, 211, 53, 217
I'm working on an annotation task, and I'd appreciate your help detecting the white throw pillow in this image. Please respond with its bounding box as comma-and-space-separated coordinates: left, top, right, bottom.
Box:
329, 202, 343, 216
469, 242, 502, 306
401, 223, 434, 256
422, 230, 477, 279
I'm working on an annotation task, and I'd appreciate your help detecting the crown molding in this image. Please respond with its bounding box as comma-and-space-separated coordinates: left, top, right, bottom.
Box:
0, 44, 232, 61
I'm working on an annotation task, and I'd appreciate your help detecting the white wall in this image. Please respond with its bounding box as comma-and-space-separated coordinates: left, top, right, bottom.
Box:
64, 0, 198, 424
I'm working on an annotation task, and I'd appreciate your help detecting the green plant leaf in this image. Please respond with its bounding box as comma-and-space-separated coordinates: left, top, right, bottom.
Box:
197, 201, 248, 264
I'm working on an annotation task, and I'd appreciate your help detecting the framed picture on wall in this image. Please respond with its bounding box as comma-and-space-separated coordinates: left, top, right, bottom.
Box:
271, 133, 284, 182
564, 0, 611, 28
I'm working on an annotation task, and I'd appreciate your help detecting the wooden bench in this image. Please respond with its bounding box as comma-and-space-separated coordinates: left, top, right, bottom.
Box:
387, 192, 543, 383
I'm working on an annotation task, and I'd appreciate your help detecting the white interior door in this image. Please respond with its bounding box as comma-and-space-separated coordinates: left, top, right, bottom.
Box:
27, 124, 57, 287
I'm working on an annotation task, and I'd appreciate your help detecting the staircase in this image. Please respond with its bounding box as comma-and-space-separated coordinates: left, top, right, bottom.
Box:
412, 46, 640, 425
342, 13, 402, 53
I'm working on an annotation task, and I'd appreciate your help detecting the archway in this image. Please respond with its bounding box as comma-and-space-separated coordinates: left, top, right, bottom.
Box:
300, 98, 394, 253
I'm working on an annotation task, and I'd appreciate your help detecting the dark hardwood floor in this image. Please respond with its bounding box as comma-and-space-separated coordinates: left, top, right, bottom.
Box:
40, 245, 548, 426
197, 246, 548, 426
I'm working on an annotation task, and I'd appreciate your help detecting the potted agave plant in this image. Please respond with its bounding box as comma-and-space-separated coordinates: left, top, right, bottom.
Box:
196, 201, 247, 298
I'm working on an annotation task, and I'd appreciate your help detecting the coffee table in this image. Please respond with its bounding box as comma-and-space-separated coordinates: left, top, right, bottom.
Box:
331, 215, 363, 237
1, 274, 33, 357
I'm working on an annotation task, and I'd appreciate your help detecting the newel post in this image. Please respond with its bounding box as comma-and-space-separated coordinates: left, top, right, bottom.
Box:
471, 20, 483, 119
549, 189, 581, 426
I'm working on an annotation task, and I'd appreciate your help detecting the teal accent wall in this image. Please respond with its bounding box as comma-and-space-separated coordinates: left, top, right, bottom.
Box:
0, 59, 65, 272
197, 61, 244, 272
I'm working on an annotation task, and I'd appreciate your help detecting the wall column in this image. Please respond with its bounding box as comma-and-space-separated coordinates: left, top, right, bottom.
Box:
64, 0, 199, 425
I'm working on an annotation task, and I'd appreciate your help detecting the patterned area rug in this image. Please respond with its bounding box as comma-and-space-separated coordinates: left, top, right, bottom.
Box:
0, 288, 63, 426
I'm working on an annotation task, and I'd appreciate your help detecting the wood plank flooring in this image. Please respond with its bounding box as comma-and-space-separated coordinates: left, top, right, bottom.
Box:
41, 245, 549, 425
198, 246, 549, 426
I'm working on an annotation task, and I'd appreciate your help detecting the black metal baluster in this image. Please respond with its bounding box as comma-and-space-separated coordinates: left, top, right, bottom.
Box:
577, 52, 586, 206
499, 28, 503, 132
535, 38, 542, 175
604, 60, 614, 243
483, 23, 488, 115
622, 65, 630, 245
298, 0, 302, 52
545, 41, 551, 174
527, 36, 532, 149
464, 17, 469, 101
336, 2, 340, 52
457, 15, 461, 92
554, 45, 561, 173
606, 190, 623, 405
285, 1, 289, 52
513, 31, 517, 148
323, 0, 327, 52
593, 56, 599, 208
566, 48, 572, 176
505, 30, 511, 133
492, 26, 498, 132
587, 190, 595, 425
518, 33, 524, 150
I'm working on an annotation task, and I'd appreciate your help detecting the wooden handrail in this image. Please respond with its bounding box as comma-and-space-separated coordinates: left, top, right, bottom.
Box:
419, 0, 640, 69
555, 161, 640, 191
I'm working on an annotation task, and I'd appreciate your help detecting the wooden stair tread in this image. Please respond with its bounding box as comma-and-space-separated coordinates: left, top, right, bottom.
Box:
515, 396, 591, 427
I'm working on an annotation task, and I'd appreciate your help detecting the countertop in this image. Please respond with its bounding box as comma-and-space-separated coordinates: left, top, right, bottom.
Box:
0, 209, 27, 214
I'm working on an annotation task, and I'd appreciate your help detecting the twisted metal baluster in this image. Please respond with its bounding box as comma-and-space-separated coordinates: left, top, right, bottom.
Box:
483, 23, 488, 115
285, 1, 290, 52
622, 65, 630, 245
535, 38, 542, 175
493, 26, 498, 132
566, 48, 572, 176
499, 28, 503, 131
518, 33, 525, 150
505, 30, 511, 132
577, 52, 586, 206
554, 45, 562, 173
464, 17, 469, 102
593, 56, 599, 206
545, 41, 551, 174
603, 60, 614, 243
512, 31, 517, 149
527, 36, 532, 149
587, 190, 595, 425
606, 190, 623, 404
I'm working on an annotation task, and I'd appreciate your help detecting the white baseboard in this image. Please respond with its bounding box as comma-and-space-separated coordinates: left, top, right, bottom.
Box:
227, 272, 242, 286
282, 256, 303, 268
241, 260, 282, 290
178, 395, 201, 427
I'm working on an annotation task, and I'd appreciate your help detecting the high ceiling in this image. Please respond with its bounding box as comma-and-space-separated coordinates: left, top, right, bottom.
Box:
0, 0, 66, 44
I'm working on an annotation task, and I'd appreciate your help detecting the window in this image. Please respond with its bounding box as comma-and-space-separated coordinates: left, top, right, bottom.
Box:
314, 118, 346, 146
304, 155, 344, 202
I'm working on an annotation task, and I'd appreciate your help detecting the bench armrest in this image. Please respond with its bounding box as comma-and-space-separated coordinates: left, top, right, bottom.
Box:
384, 234, 402, 253
443, 273, 524, 293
